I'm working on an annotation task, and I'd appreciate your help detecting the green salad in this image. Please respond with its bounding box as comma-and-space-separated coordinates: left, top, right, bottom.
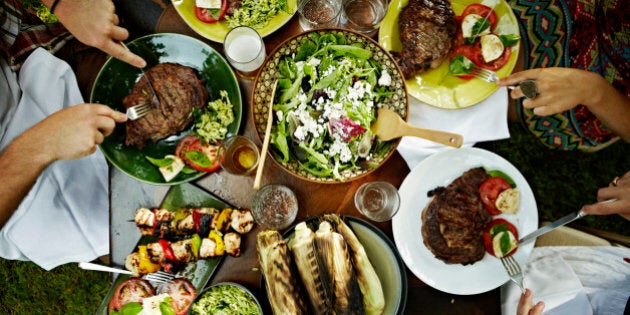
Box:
270, 32, 396, 180
190, 284, 261, 315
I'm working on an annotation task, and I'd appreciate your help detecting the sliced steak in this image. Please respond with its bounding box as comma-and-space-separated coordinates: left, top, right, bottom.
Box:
124, 63, 208, 149
422, 167, 492, 265
394, 0, 457, 79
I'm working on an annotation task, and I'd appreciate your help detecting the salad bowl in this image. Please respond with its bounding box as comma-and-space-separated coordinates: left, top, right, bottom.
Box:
251, 29, 409, 183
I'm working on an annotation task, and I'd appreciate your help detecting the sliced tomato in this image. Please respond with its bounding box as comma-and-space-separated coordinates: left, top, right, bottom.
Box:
176, 135, 221, 173
194, 0, 229, 23
479, 176, 512, 215
482, 45, 511, 71
108, 277, 155, 312
483, 218, 519, 257
157, 278, 197, 315
461, 3, 498, 30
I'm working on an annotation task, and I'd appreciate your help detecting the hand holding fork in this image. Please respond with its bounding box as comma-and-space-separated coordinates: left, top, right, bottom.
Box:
471, 66, 538, 99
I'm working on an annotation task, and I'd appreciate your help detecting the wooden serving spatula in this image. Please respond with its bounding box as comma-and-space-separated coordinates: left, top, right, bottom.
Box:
371, 108, 464, 148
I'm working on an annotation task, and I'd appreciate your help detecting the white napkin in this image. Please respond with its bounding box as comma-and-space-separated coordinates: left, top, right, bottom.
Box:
396, 88, 510, 170
0, 48, 109, 270
501, 246, 630, 315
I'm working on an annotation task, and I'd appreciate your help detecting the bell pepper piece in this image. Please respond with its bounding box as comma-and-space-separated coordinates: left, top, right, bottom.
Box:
209, 230, 225, 256
138, 245, 161, 274
190, 234, 202, 260
158, 239, 179, 263
215, 208, 233, 232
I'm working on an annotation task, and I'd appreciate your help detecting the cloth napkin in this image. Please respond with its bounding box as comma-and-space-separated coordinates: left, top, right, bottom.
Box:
396, 88, 510, 170
0, 48, 109, 270
501, 246, 630, 315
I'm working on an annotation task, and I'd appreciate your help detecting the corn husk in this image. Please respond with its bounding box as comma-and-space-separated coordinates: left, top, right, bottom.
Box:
257, 230, 307, 315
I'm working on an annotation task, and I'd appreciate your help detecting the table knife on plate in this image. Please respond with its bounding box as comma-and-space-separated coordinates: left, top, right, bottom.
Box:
518, 199, 616, 245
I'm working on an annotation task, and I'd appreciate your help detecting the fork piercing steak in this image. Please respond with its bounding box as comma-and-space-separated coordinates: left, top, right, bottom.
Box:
124, 63, 209, 148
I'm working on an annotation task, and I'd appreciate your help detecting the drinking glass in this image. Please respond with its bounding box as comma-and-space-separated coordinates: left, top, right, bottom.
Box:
297, 0, 342, 31
223, 26, 266, 79
218, 135, 260, 175
251, 184, 299, 230
354, 181, 400, 222
340, 0, 387, 36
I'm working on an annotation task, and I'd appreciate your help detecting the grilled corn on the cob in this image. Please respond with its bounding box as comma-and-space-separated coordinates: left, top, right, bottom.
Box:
257, 230, 308, 315
316, 220, 364, 314
326, 214, 385, 315
288, 222, 333, 314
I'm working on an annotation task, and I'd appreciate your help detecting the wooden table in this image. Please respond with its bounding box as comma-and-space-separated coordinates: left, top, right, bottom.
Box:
110, 4, 501, 313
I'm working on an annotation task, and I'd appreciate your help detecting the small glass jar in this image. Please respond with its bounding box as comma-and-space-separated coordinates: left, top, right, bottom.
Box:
251, 185, 298, 230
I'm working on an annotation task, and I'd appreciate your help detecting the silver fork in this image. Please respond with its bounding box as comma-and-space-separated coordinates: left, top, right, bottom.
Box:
501, 255, 525, 293
77, 262, 174, 285
126, 103, 152, 120
471, 66, 500, 83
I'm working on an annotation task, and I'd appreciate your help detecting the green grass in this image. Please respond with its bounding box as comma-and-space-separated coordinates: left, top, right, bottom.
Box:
0, 123, 628, 313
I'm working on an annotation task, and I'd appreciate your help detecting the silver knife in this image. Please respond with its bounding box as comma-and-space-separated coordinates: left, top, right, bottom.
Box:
518, 209, 587, 245
518, 199, 616, 245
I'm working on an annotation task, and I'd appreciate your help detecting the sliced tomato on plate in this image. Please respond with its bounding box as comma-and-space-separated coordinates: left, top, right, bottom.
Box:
175, 135, 221, 173
479, 176, 512, 215
108, 277, 155, 312
483, 218, 519, 257
461, 3, 498, 29
158, 278, 197, 315
194, 0, 229, 23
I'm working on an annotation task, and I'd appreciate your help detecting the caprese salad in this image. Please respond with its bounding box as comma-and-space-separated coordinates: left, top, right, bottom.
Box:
479, 170, 520, 258
448, 3, 520, 79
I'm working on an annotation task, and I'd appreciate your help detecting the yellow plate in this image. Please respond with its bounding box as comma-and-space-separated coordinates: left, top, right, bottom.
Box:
172, 0, 297, 43
378, 0, 520, 109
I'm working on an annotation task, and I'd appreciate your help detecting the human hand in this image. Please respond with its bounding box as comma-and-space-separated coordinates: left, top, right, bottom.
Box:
50, 0, 146, 68
582, 171, 630, 221
497, 67, 606, 116
517, 289, 545, 315
28, 104, 127, 161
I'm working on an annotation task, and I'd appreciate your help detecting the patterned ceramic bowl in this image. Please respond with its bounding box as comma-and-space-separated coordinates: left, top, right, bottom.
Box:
251, 29, 408, 183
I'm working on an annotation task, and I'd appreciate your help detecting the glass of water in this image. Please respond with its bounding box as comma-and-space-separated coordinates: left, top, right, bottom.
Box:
354, 181, 400, 222
223, 26, 266, 79
340, 0, 387, 36
297, 0, 342, 31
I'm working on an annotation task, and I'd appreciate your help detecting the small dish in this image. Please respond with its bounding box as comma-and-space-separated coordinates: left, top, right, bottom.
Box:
188, 282, 263, 315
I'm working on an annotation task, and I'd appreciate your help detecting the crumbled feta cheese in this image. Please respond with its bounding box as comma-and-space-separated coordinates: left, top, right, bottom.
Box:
347, 81, 373, 101
275, 110, 284, 122
328, 137, 353, 162
378, 70, 392, 86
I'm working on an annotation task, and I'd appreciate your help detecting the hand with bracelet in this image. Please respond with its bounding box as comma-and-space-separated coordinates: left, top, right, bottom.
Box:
43, 0, 146, 68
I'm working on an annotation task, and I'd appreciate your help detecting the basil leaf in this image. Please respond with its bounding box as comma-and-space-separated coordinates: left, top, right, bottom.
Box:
185, 150, 212, 167
499, 34, 521, 47
490, 223, 509, 238
472, 18, 491, 38
499, 232, 512, 254
449, 55, 475, 76
486, 169, 517, 187
145, 156, 175, 168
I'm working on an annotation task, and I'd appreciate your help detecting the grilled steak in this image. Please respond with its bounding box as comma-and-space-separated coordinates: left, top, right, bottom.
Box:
394, 0, 457, 79
422, 167, 492, 265
124, 63, 208, 148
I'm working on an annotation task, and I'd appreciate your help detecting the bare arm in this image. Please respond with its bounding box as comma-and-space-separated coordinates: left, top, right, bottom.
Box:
497, 68, 630, 143
0, 104, 126, 228
41, 0, 146, 68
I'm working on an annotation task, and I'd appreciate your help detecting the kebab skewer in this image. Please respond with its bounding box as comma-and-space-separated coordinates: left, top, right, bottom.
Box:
126, 207, 255, 275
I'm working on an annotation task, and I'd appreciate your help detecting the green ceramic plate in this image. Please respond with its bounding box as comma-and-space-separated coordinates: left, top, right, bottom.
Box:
97, 183, 232, 314
90, 33, 242, 185
172, 0, 297, 43
378, 0, 520, 109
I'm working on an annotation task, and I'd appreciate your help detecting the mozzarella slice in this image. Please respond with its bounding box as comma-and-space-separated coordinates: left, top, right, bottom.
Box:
195, 0, 221, 9
492, 231, 518, 258
495, 188, 520, 214
159, 155, 185, 182
480, 34, 505, 63
140, 293, 170, 315
461, 14, 491, 38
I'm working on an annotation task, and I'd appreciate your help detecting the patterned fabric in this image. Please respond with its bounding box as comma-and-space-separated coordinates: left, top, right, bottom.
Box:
0, 0, 72, 70
508, 0, 630, 151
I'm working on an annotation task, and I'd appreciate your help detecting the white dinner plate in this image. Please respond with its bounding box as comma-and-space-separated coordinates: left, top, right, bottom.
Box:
392, 147, 538, 295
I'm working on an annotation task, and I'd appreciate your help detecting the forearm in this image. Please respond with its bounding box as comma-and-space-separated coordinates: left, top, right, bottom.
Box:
0, 130, 54, 229
583, 72, 630, 143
